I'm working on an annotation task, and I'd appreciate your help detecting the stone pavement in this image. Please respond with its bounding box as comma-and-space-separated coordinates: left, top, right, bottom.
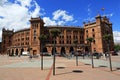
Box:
0, 55, 53, 80
0, 55, 120, 80
49, 56, 120, 80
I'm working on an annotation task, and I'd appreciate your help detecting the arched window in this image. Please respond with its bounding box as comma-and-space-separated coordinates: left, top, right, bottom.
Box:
92, 29, 95, 32
93, 34, 95, 38
86, 30, 88, 33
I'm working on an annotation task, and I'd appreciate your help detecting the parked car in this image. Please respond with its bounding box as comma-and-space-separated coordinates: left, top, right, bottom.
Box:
40, 52, 51, 56
22, 51, 29, 56
32, 54, 39, 58
92, 52, 102, 59
111, 51, 118, 56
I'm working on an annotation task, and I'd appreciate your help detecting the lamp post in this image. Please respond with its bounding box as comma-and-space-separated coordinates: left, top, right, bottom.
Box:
103, 34, 112, 71
73, 39, 78, 66
86, 37, 94, 68
53, 38, 56, 75
39, 34, 47, 70
108, 40, 112, 71
49, 28, 60, 75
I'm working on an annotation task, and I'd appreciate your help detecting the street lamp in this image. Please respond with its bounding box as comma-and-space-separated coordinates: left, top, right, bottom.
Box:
86, 37, 94, 68
103, 34, 112, 71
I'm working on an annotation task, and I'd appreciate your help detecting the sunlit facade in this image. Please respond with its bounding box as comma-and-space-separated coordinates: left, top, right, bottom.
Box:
1, 15, 114, 55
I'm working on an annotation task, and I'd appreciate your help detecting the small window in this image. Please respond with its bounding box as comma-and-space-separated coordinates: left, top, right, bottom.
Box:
34, 37, 36, 41
93, 34, 95, 38
93, 40, 95, 44
62, 41, 64, 44
34, 30, 36, 33
86, 30, 88, 33
60, 41, 61, 44
92, 29, 94, 32
67, 40, 69, 44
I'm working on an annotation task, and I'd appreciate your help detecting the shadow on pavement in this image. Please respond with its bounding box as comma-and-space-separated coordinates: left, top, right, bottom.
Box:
72, 70, 83, 73
56, 67, 65, 69
116, 67, 120, 70
112, 67, 120, 71
99, 65, 107, 67
55, 69, 83, 75
84, 64, 91, 65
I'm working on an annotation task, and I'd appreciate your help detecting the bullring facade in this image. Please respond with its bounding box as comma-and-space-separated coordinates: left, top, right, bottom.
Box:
1, 14, 114, 56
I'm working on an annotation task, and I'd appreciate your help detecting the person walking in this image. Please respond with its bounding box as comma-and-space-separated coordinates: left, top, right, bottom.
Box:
29, 54, 32, 61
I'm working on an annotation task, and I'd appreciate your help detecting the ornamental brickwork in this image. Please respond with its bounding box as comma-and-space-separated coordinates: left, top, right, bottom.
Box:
0, 15, 114, 56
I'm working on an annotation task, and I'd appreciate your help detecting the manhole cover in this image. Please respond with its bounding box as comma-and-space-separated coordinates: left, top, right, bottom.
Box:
99, 65, 107, 67
56, 67, 65, 69
85, 64, 91, 65
116, 68, 120, 70
72, 70, 83, 73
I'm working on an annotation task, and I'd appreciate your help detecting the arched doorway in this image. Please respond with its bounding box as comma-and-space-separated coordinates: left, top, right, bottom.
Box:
85, 47, 89, 52
52, 47, 56, 55
69, 47, 74, 54
12, 49, 14, 56
27, 48, 29, 52
60, 47, 66, 56
15, 49, 18, 56
43, 47, 48, 52
7, 50, 10, 56
20, 48, 24, 55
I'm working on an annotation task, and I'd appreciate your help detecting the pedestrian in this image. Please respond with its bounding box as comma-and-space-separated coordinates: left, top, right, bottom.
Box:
105, 52, 108, 60
29, 54, 32, 61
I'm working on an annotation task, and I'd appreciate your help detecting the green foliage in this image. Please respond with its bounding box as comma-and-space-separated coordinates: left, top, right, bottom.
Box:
114, 44, 120, 51
73, 39, 78, 44
86, 37, 94, 52
39, 34, 47, 41
39, 34, 47, 46
86, 37, 94, 43
49, 28, 61, 38
103, 34, 112, 43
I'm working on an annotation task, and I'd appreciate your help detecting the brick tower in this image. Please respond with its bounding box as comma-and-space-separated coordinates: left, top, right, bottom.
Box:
29, 17, 44, 55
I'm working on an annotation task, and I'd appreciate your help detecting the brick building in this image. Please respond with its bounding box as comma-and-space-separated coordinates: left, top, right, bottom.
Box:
0, 14, 114, 56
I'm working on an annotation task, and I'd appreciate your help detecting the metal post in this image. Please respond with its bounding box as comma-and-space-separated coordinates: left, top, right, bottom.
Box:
41, 46, 43, 70
90, 43, 94, 68
53, 38, 56, 75
108, 43, 112, 71
91, 53, 94, 68
41, 53, 43, 70
76, 54, 78, 66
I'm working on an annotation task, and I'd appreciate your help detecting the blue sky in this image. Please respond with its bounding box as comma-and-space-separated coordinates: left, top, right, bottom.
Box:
37, 0, 120, 31
0, 0, 120, 42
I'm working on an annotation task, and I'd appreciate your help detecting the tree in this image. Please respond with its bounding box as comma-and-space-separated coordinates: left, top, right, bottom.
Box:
103, 34, 112, 71
38, 34, 47, 70
86, 37, 94, 68
114, 44, 120, 52
49, 28, 61, 75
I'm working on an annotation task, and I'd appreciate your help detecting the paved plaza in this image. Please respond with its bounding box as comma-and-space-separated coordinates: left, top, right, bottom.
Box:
0, 55, 120, 80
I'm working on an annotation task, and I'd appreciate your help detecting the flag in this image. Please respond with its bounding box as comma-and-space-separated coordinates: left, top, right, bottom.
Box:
101, 8, 105, 11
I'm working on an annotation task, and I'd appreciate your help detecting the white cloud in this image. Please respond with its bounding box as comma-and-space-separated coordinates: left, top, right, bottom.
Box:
43, 17, 57, 26
84, 4, 94, 22
0, 0, 42, 42
53, 9, 74, 21
15, 0, 32, 7
0, 0, 8, 5
30, 1, 41, 17
84, 17, 95, 22
87, 4, 92, 19
43, 9, 74, 26
0, 1, 76, 41
113, 31, 120, 43
103, 13, 114, 17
